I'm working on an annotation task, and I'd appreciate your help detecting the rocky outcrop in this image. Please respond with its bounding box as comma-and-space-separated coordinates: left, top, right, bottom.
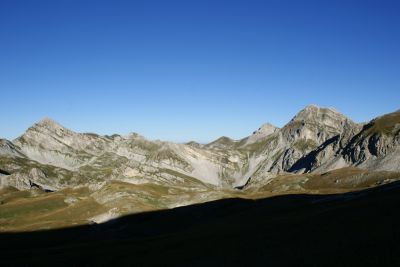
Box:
342, 111, 400, 171
0, 139, 25, 158
286, 110, 400, 173
244, 123, 279, 145
252, 105, 360, 174
0, 166, 58, 191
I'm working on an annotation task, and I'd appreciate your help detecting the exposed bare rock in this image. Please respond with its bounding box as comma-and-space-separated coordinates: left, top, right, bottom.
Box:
342, 111, 400, 171
244, 123, 279, 145
2, 106, 400, 193
0, 139, 25, 158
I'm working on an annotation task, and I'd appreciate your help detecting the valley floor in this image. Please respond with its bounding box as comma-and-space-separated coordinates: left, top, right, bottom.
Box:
1, 167, 399, 232
1, 180, 400, 267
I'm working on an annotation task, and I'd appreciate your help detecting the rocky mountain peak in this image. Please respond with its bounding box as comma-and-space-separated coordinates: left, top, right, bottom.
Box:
278, 105, 358, 151
19, 118, 76, 143
286, 104, 357, 134
13, 118, 77, 164
24, 118, 71, 138
124, 132, 145, 140
244, 123, 279, 145
205, 136, 237, 149
35, 117, 65, 130
291, 104, 345, 123
185, 141, 202, 148
252, 123, 279, 136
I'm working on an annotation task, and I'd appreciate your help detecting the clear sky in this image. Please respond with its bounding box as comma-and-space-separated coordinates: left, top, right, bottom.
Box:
0, 0, 399, 143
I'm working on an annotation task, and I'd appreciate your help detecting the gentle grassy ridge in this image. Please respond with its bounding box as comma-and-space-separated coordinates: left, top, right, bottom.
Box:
363, 111, 400, 136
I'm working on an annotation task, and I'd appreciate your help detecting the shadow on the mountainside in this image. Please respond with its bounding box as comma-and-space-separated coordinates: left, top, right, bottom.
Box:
289, 135, 340, 172
0, 169, 11, 175
1, 181, 400, 267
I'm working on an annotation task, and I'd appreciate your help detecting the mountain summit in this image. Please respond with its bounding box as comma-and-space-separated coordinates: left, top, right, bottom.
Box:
291, 104, 348, 123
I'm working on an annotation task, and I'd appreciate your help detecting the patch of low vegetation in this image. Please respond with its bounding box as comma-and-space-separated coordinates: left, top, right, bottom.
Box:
0, 193, 67, 221
363, 111, 400, 136
245, 167, 400, 198
239, 134, 278, 155
1, 166, 400, 232
0, 186, 107, 231
149, 148, 190, 169
293, 138, 318, 152
0, 187, 33, 205
206, 136, 237, 148
83, 132, 100, 138
159, 168, 210, 188
127, 139, 160, 153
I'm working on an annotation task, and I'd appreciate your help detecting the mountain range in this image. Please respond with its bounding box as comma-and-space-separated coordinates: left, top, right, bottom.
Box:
0, 104, 399, 231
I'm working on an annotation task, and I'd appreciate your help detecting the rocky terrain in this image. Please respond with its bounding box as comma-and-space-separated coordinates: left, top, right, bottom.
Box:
0, 105, 399, 231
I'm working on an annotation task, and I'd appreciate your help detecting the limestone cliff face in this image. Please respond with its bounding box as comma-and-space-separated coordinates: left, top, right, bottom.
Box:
11, 118, 242, 187
342, 111, 400, 171
252, 105, 360, 174
282, 105, 358, 144
1, 106, 399, 191
0, 139, 25, 158
287, 111, 400, 174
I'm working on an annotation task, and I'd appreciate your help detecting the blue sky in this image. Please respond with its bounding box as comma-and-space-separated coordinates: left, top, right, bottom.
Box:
0, 0, 399, 143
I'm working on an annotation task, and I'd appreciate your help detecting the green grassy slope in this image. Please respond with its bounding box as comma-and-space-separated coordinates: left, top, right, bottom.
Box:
1, 180, 400, 266
1, 167, 399, 232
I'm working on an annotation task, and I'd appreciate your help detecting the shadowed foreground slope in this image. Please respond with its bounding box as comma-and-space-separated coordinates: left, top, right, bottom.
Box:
1, 181, 400, 267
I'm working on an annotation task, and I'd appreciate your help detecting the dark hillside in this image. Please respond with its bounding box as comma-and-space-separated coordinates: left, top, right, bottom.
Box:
1, 181, 400, 266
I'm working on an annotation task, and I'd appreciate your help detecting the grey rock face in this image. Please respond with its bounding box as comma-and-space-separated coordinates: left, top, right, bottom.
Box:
0, 139, 25, 158
0, 167, 45, 190
341, 111, 400, 171
252, 105, 360, 174
282, 105, 358, 143
288, 110, 400, 173
244, 123, 279, 145
1, 106, 399, 192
